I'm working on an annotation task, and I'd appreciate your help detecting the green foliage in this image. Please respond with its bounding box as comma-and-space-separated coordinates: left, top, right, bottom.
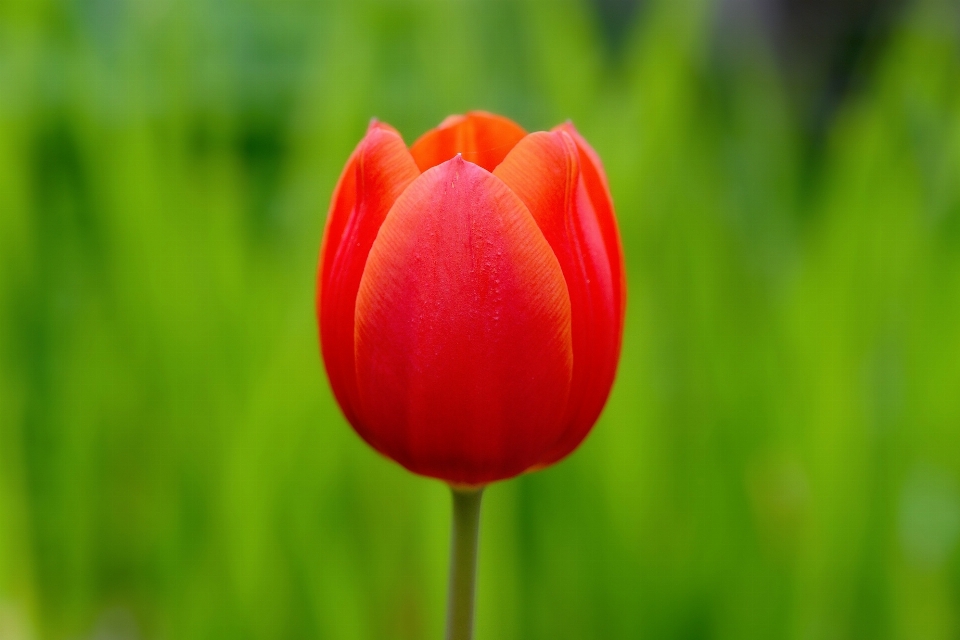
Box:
1, 0, 959, 638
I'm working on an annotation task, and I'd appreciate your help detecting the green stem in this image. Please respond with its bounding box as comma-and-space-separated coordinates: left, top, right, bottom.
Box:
445, 487, 483, 640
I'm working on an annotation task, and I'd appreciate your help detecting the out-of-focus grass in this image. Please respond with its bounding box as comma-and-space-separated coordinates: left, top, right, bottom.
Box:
1, 0, 959, 638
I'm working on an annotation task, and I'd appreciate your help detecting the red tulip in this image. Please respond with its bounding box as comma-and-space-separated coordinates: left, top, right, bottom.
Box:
317, 112, 625, 486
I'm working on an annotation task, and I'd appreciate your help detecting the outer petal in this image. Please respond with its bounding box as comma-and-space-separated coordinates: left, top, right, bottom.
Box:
409, 111, 527, 173
354, 155, 573, 485
494, 130, 623, 467
317, 122, 421, 438
553, 122, 626, 342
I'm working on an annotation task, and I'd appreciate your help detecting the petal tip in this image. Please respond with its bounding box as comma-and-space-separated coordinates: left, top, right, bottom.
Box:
366, 118, 403, 138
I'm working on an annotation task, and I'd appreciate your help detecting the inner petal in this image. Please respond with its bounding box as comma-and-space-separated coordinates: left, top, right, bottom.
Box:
409, 111, 527, 173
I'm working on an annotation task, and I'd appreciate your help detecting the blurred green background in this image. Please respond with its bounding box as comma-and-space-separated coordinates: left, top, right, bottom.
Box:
2, 0, 960, 638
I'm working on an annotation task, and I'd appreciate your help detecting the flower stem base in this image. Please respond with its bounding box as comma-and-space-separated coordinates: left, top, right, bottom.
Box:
445, 486, 483, 640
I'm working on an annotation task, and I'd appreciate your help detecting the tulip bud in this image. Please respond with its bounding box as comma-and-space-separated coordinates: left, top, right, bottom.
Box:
317, 112, 625, 486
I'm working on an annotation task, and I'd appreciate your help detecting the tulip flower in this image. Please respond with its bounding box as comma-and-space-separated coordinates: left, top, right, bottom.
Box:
316, 112, 625, 640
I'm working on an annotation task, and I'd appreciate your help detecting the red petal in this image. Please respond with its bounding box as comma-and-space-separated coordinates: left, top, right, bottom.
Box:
317, 123, 420, 440
354, 156, 573, 485
494, 130, 623, 467
409, 111, 527, 173
554, 122, 626, 342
